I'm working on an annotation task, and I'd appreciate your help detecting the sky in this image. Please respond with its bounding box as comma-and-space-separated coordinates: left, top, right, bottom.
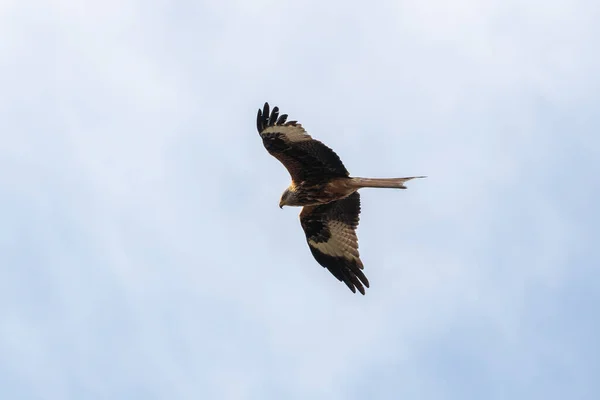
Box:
1, 0, 599, 399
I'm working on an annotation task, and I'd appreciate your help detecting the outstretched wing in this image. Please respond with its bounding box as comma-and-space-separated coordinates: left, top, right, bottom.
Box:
257, 102, 349, 183
299, 192, 369, 294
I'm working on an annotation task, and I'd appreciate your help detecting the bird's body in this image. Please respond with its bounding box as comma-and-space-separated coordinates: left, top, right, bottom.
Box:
257, 102, 424, 294
280, 177, 354, 207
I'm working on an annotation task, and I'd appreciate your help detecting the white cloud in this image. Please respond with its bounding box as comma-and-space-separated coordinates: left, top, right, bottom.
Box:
0, 0, 598, 399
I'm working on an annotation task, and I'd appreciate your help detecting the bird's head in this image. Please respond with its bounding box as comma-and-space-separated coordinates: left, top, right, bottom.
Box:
279, 186, 296, 208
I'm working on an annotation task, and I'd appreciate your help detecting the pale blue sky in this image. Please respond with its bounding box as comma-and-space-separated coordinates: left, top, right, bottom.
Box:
1, 1, 598, 399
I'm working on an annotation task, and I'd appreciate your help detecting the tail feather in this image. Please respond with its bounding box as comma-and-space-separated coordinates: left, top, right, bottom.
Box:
350, 176, 426, 189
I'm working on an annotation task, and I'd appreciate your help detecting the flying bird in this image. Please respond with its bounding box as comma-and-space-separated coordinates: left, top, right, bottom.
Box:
257, 102, 424, 294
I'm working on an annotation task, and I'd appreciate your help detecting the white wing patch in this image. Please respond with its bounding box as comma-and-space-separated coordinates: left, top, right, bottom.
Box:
260, 124, 313, 143
308, 220, 360, 261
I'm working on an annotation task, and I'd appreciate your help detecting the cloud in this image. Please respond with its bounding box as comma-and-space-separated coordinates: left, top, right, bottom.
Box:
0, 0, 598, 399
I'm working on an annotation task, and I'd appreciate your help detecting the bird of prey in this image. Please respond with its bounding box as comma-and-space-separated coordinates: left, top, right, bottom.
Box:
257, 102, 424, 294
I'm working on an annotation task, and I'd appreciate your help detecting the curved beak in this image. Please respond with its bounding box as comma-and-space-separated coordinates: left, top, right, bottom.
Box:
279, 200, 284, 209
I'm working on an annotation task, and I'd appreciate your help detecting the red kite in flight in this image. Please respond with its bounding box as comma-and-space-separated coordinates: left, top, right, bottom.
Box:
257, 103, 424, 294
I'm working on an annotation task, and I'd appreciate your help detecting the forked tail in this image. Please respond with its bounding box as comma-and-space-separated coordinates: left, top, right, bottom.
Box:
350, 176, 426, 189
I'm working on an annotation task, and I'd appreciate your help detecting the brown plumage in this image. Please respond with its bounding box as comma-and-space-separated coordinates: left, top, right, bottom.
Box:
257, 102, 424, 294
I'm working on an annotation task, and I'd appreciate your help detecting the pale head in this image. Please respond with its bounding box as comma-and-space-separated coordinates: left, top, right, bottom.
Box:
279, 186, 300, 208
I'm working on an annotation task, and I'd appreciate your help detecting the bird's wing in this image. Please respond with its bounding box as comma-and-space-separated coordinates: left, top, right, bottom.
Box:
299, 192, 369, 294
257, 102, 349, 183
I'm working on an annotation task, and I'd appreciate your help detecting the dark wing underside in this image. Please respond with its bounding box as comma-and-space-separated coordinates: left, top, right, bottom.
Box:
299, 192, 369, 294
257, 102, 349, 183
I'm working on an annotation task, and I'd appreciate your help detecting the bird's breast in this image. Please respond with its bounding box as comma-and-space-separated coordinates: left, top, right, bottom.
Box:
295, 178, 355, 206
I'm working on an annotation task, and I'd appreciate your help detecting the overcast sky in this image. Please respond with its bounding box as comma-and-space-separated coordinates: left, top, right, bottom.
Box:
1, 0, 599, 399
